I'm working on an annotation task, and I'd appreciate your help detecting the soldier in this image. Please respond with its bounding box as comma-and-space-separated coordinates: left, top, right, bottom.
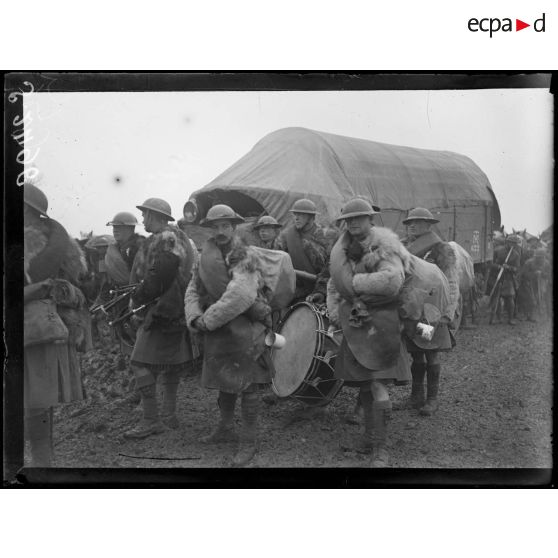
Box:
327, 198, 411, 467
83, 234, 115, 304
252, 215, 282, 249
23, 183, 91, 466
401, 208, 459, 416
276, 198, 330, 304
124, 198, 196, 439
517, 247, 550, 322
489, 234, 522, 325
105, 211, 145, 286
185, 204, 272, 467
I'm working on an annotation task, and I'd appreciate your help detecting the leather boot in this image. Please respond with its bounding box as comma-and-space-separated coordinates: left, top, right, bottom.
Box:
344, 392, 363, 425
505, 297, 517, 325
26, 409, 52, 467
232, 391, 259, 467
369, 400, 391, 468
124, 383, 165, 439
420, 364, 440, 416
394, 362, 426, 410
201, 391, 238, 443
340, 389, 373, 453
160, 370, 180, 429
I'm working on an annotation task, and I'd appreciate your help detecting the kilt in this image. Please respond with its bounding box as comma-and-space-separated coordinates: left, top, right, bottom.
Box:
200, 316, 271, 393
24, 342, 84, 409
131, 324, 192, 371
335, 337, 410, 384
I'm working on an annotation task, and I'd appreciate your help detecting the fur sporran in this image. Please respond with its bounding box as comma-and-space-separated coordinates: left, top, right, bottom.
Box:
24, 299, 69, 347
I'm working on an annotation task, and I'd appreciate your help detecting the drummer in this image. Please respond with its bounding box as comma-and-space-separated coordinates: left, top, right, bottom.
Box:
185, 204, 272, 467
276, 198, 331, 305
327, 198, 411, 467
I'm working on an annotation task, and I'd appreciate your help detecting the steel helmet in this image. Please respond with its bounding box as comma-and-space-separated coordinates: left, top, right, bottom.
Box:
506, 234, 522, 245
85, 234, 115, 249
24, 183, 49, 217
253, 215, 282, 229
402, 207, 440, 225
136, 198, 175, 221
200, 204, 245, 227
106, 211, 138, 226
336, 198, 379, 221
289, 198, 318, 215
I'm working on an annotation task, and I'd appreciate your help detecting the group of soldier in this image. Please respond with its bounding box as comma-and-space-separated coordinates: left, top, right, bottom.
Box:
488, 233, 551, 326
22, 181, 551, 469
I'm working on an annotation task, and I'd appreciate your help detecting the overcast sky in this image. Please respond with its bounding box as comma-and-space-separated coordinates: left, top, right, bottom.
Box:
23, 88, 553, 238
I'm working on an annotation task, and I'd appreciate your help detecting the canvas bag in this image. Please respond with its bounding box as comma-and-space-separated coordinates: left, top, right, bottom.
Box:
24, 298, 69, 347
251, 246, 296, 310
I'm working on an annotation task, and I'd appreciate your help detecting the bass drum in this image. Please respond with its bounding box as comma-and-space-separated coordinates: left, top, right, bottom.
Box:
271, 302, 343, 407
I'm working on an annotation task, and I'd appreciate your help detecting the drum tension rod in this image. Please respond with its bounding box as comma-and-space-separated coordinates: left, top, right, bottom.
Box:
316, 329, 342, 346
313, 350, 335, 365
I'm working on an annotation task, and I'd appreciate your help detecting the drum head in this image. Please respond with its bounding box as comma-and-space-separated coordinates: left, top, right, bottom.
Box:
272, 304, 320, 397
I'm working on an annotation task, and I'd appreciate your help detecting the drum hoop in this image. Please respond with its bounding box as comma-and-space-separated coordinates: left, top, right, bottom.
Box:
274, 302, 327, 388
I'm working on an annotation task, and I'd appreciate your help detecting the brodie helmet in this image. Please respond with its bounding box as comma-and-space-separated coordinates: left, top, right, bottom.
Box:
289, 198, 318, 215
24, 183, 49, 217
200, 204, 245, 227
336, 198, 379, 221
136, 198, 174, 221
253, 215, 282, 229
106, 211, 138, 226
402, 207, 440, 225
85, 234, 115, 249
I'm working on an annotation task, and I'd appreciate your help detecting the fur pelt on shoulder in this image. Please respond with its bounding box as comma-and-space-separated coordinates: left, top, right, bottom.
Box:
131, 224, 194, 288
352, 227, 410, 297
185, 236, 268, 332
327, 227, 409, 326
358, 226, 412, 274
25, 219, 87, 285
428, 241, 457, 277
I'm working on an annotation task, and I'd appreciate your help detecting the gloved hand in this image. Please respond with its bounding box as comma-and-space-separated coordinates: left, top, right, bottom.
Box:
306, 292, 325, 304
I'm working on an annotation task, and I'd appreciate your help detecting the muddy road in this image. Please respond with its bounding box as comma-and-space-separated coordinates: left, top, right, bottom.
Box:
49, 313, 552, 469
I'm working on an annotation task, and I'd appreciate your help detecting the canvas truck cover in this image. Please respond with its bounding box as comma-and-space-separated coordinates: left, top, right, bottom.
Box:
189, 127, 500, 264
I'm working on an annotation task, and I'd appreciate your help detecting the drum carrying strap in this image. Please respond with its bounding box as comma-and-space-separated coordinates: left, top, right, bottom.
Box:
406, 231, 443, 258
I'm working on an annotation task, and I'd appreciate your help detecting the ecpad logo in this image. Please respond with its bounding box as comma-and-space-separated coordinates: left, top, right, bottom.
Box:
468, 13, 546, 37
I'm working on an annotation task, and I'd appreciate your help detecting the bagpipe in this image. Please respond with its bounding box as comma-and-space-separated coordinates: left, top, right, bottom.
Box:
89, 283, 158, 350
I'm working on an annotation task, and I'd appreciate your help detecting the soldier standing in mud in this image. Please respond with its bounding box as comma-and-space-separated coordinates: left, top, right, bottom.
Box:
276, 198, 331, 304
489, 234, 522, 326
23, 183, 92, 466
185, 204, 272, 467
124, 198, 196, 439
400, 208, 459, 416
103, 211, 146, 399
517, 247, 550, 322
327, 198, 411, 467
